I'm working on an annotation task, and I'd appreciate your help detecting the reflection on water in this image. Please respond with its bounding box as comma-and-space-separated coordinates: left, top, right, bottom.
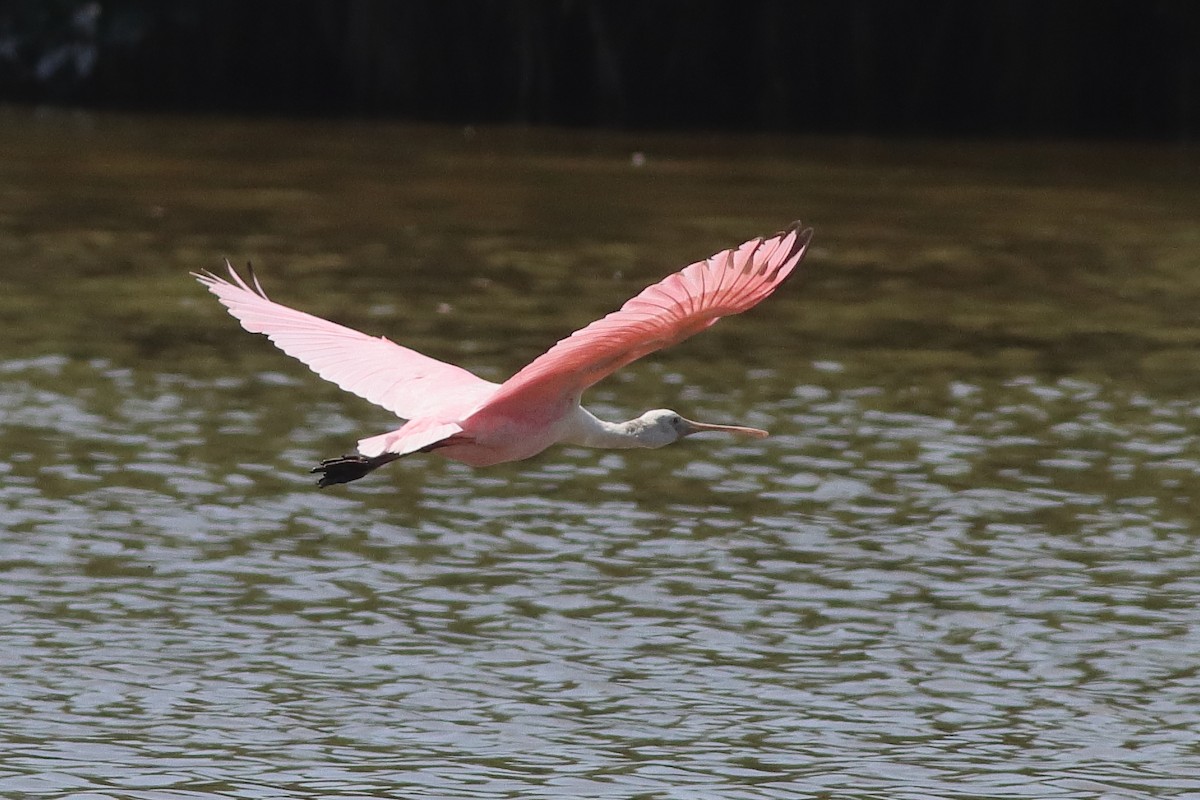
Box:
1, 109, 1199, 797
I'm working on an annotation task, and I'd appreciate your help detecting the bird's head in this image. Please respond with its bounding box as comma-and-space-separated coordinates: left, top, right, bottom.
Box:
630, 408, 769, 448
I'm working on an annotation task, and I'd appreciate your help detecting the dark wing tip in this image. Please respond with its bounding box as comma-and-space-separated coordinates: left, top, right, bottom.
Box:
245, 261, 269, 298
218, 259, 270, 299
780, 220, 814, 252
194, 259, 270, 299
764, 221, 814, 281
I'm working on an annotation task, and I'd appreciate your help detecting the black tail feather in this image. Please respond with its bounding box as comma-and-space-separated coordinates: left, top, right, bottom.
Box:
311, 453, 400, 488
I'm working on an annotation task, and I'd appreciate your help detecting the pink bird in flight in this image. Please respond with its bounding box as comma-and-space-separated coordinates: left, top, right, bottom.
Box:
196, 222, 812, 487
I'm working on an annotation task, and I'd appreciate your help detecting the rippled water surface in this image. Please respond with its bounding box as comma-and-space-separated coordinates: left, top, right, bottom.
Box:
2, 110, 1200, 798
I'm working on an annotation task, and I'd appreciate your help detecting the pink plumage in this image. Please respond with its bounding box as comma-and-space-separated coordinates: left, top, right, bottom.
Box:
194, 267, 497, 421
195, 221, 812, 486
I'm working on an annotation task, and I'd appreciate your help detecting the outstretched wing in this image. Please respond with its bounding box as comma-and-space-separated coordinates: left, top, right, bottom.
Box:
482, 222, 812, 414
194, 264, 498, 420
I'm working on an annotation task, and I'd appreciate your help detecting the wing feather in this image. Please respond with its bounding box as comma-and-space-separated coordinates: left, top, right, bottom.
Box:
194, 264, 498, 420
482, 222, 812, 414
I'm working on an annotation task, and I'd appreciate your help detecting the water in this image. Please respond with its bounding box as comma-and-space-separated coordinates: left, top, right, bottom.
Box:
2, 109, 1200, 798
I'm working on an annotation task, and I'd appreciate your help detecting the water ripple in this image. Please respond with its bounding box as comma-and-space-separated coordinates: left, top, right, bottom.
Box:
2, 356, 1198, 797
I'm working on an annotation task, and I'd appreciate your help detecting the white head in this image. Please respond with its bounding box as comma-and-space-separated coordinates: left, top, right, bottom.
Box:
628, 408, 769, 448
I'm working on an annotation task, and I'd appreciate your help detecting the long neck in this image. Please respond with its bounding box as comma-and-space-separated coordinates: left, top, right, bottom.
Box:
559, 406, 644, 449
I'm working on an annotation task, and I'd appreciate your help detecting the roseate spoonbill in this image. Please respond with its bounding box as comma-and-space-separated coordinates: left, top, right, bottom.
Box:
195, 222, 812, 487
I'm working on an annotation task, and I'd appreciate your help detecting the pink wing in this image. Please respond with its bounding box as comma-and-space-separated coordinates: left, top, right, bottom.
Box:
482, 222, 812, 414
194, 264, 498, 420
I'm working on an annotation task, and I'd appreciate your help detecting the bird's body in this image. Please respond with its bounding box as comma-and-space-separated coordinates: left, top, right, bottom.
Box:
195, 222, 812, 486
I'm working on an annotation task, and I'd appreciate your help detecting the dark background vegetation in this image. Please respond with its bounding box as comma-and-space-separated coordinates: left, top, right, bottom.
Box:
2, 0, 1198, 138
